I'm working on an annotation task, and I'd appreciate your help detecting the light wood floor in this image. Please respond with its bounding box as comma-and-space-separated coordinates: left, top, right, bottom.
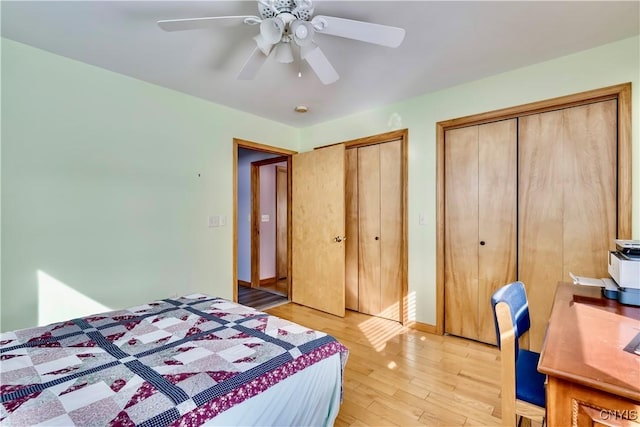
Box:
266, 303, 503, 427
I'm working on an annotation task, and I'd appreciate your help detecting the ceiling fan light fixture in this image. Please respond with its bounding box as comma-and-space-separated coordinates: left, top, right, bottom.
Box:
291, 20, 314, 46
295, 24, 307, 39
259, 17, 284, 44
253, 34, 274, 56
274, 41, 294, 63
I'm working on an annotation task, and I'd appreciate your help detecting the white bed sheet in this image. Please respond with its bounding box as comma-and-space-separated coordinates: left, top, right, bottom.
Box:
204, 353, 343, 426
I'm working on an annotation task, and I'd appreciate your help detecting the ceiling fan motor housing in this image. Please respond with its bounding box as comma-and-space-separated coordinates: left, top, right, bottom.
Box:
258, 0, 314, 21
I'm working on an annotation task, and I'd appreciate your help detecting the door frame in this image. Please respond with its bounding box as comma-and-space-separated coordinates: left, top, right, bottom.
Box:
275, 165, 288, 282
250, 156, 289, 288
435, 83, 632, 335
233, 138, 296, 303
317, 129, 409, 325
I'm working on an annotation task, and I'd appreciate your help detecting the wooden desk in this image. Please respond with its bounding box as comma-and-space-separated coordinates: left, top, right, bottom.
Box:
538, 283, 640, 426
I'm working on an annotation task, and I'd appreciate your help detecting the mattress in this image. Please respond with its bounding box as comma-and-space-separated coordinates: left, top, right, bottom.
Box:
0, 294, 348, 426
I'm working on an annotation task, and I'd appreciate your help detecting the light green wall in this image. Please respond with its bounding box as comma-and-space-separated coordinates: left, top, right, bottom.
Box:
2, 35, 638, 332
300, 35, 640, 326
1, 38, 299, 331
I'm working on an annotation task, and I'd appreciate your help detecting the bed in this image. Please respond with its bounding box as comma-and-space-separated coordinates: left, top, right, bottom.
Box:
0, 294, 348, 426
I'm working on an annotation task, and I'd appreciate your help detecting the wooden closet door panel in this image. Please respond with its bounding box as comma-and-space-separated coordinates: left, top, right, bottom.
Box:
444, 126, 479, 339
562, 100, 617, 280
477, 119, 517, 344
379, 140, 402, 321
520, 101, 618, 351
358, 144, 381, 316
519, 110, 564, 351
345, 148, 359, 311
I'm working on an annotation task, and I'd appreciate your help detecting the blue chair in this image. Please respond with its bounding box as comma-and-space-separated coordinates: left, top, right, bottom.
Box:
491, 281, 546, 427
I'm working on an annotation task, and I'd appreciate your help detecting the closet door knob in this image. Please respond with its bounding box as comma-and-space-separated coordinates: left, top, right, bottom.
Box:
334, 236, 346, 243
480, 241, 486, 246
375, 236, 379, 240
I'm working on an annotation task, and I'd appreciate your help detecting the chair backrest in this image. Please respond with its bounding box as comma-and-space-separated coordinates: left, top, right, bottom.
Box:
491, 281, 531, 356
491, 281, 545, 427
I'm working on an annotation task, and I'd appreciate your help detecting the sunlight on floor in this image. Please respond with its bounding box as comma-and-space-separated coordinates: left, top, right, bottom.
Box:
358, 306, 407, 353
355, 290, 423, 373
38, 270, 111, 326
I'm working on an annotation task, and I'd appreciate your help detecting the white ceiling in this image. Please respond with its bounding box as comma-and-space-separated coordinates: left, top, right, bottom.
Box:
2, 1, 638, 127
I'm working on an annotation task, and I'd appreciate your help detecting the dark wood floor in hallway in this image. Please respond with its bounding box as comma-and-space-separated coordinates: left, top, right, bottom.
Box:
237, 285, 288, 311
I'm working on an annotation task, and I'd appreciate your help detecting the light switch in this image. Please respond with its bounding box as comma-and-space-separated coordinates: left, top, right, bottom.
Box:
208, 215, 219, 227
261, 214, 270, 222
418, 213, 427, 225
219, 215, 227, 227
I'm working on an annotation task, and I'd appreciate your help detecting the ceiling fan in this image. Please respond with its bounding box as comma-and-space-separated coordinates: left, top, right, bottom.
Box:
157, 0, 406, 85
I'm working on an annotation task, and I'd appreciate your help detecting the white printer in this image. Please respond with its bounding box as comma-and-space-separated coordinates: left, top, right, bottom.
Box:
605, 240, 640, 306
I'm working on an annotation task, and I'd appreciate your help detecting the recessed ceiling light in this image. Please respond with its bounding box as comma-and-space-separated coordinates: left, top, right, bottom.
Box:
294, 105, 308, 113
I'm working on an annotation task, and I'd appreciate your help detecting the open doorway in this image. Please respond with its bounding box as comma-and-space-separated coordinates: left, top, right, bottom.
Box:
233, 139, 295, 311
250, 158, 289, 297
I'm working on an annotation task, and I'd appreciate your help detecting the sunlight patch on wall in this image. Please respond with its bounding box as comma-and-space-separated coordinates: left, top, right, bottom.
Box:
38, 270, 111, 326
406, 291, 416, 322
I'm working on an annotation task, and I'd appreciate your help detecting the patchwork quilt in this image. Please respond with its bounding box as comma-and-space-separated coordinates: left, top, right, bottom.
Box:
0, 294, 348, 426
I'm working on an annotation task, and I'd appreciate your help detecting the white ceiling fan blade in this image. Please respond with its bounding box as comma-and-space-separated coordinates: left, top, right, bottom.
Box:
237, 47, 269, 80
311, 15, 405, 48
158, 16, 259, 32
304, 46, 339, 85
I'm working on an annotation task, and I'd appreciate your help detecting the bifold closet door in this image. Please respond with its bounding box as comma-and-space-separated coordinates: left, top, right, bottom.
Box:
346, 140, 402, 321
444, 119, 517, 343
358, 144, 382, 316
357, 140, 402, 321
519, 99, 617, 351
476, 120, 517, 344
345, 148, 359, 311
444, 126, 479, 339
379, 141, 402, 321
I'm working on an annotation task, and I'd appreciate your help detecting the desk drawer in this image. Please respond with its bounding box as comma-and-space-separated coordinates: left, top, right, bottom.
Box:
547, 377, 640, 426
